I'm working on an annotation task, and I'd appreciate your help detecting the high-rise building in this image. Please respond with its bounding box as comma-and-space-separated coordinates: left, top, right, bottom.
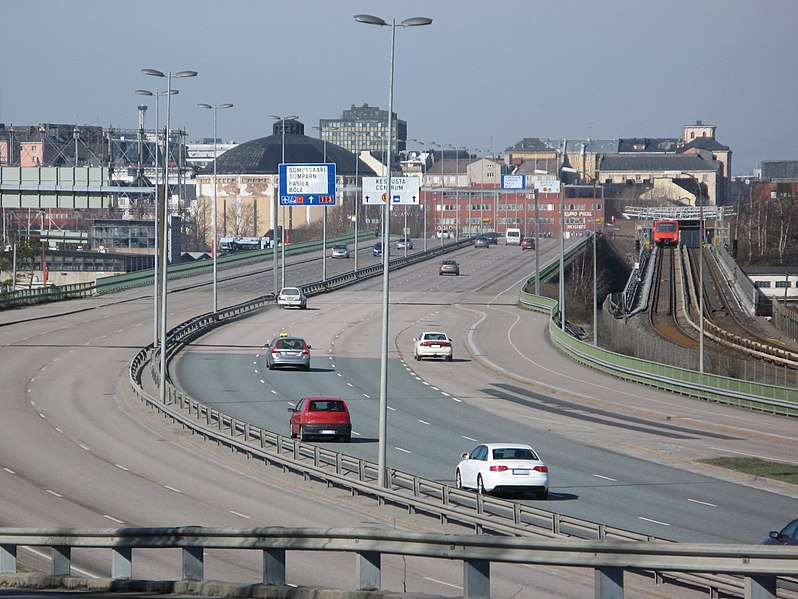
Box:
318, 103, 407, 158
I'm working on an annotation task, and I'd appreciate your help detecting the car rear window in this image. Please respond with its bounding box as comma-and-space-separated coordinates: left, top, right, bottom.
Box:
309, 400, 345, 412
282, 289, 299, 296
277, 338, 305, 350
492, 448, 538, 460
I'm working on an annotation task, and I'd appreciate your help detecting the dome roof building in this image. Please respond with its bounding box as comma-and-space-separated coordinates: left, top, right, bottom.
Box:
195, 119, 378, 244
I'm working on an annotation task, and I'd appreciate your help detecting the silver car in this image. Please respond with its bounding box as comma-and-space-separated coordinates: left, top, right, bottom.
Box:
331, 243, 350, 258
265, 334, 311, 371
397, 236, 414, 250
276, 287, 307, 309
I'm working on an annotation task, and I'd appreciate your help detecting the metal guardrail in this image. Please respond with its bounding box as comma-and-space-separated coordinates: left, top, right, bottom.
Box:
520, 277, 798, 417
0, 526, 795, 599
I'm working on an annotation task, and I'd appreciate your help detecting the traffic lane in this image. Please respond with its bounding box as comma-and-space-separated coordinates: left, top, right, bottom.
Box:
172, 289, 780, 544
397, 288, 797, 544
0, 288, 433, 589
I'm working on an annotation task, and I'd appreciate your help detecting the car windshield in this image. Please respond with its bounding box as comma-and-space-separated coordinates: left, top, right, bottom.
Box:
282, 288, 299, 296
491, 447, 538, 460
334, 245, 346, 250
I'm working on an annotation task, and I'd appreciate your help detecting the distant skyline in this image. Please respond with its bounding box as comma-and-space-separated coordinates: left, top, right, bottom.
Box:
2, 0, 797, 176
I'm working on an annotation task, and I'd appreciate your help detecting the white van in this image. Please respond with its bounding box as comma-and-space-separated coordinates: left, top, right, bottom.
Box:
505, 228, 522, 245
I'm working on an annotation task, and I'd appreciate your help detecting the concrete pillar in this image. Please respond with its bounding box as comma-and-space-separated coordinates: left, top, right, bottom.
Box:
52, 546, 70, 576
112, 546, 132, 579
595, 566, 624, 599
356, 550, 380, 591
0, 545, 17, 573
463, 558, 490, 599
745, 575, 776, 599
263, 548, 286, 585
182, 546, 203, 581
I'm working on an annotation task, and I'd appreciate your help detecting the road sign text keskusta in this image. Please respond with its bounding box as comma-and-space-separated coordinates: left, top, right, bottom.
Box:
362, 176, 420, 205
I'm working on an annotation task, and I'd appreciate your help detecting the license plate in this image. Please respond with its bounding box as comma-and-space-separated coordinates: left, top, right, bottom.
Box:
285, 352, 299, 357
320, 429, 336, 435
512, 469, 530, 475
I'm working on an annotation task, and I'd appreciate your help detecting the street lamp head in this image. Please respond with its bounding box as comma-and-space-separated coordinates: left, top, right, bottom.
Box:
402, 17, 433, 27
142, 68, 197, 79
354, 14, 387, 26
136, 89, 178, 97
269, 114, 298, 121
175, 70, 198, 78
354, 14, 432, 27
197, 103, 212, 109
218, 103, 234, 109
142, 68, 165, 78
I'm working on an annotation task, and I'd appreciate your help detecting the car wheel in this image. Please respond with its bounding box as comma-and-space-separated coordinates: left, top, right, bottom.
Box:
290, 427, 297, 439
341, 434, 351, 443
536, 490, 549, 500
477, 475, 487, 495
455, 469, 464, 489
267, 361, 275, 370
299, 427, 309, 442
414, 353, 420, 361
445, 355, 453, 362
302, 364, 310, 372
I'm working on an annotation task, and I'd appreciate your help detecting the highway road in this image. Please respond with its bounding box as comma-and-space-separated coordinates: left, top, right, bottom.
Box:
1, 238, 796, 597
174, 241, 798, 547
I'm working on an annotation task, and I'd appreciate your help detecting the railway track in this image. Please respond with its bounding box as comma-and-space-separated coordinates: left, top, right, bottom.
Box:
648, 247, 697, 349
680, 245, 798, 369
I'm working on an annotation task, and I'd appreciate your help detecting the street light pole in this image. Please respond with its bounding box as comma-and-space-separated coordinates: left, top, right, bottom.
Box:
198, 102, 233, 313
135, 87, 176, 347
270, 115, 298, 292
681, 172, 705, 373
355, 13, 432, 489
143, 68, 197, 404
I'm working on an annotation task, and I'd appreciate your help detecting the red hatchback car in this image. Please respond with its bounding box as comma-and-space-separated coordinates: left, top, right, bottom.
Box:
288, 397, 351, 442
520, 237, 536, 250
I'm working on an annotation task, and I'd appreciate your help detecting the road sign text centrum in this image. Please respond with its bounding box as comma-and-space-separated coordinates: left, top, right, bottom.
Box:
501, 174, 526, 190
362, 176, 420, 205
279, 163, 337, 205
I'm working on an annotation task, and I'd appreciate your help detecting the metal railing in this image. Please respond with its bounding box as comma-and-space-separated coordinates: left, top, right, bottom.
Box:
1, 526, 795, 599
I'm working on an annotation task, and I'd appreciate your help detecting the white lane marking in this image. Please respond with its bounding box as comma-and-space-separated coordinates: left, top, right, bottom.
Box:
452, 397, 462, 403
337, 373, 342, 377
115, 464, 129, 471
423, 577, 462, 590
260, 379, 266, 384
271, 389, 278, 395
441, 392, 451, 397
363, 394, 370, 398
593, 474, 617, 482
431, 386, 440, 391
461, 435, 478, 442
229, 510, 251, 519
705, 446, 798, 466
396, 447, 412, 454
688, 498, 718, 507
103, 515, 124, 524
352, 431, 361, 436
387, 406, 396, 411
254, 369, 259, 374
79, 444, 91, 451
347, 382, 354, 387
4, 468, 16, 474
164, 485, 182, 494
638, 516, 670, 526
418, 420, 431, 426
422, 381, 430, 386
46, 489, 63, 497
39, 413, 46, 419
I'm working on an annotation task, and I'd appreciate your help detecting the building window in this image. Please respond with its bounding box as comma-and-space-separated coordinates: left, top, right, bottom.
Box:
775, 281, 791, 288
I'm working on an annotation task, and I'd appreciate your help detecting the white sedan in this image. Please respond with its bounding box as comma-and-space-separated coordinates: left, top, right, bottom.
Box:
413, 331, 453, 361
455, 443, 549, 499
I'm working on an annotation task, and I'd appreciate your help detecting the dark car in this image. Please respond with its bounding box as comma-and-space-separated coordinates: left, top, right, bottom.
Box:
372, 242, 383, 257
439, 259, 460, 276
764, 518, 798, 545
484, 231, 498, 245
288, 396, 351, 442
521, 237, 536, 250
474, 236, 490, 248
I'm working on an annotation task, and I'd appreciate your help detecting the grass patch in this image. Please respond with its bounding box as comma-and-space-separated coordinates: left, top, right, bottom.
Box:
699, 457, 798, 485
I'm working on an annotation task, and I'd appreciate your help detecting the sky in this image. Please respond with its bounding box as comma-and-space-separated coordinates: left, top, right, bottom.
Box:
2, 0, 797, 176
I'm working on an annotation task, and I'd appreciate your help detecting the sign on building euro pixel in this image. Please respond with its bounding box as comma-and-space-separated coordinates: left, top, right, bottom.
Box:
279, 163, 337, 205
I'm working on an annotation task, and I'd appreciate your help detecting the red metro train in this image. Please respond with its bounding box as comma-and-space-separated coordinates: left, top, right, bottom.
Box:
653, 219, 679, 247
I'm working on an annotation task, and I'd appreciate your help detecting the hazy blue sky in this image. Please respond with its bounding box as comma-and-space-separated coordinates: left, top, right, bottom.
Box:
2, 0, 796, 175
